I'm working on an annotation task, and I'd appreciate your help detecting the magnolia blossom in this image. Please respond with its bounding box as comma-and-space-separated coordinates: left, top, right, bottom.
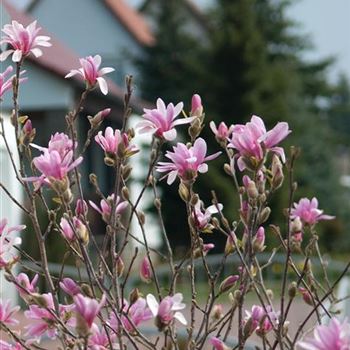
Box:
0, 299, 20, 326
291, 197, 335, 226
0, 66, 26, 98
228, 115, 291, 171
0, 218, 24, 268
146, 293, 187, 329
0, 20, 51, 62
26, 133, 82, 188
192, 201, 223, 232
25, 293, 72, 339
297, 318, 350, 350
59, 278, 80, 296
59, 216, 88, 244
74, 294, 106, 334
156, 138, 221, 185
65, 55, 114, 95
210, 337, 229, 350
89, 194, 128, 223
110, 298, 153, 333
245, 305, 278, 336
137, 98, 194, 141
210, 121, 233, 142
89, 324, 115, 350
95, 127, 138, 157
15, 273, 38, 300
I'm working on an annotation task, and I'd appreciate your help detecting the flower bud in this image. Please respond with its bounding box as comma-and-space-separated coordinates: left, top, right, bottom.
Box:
210, 337, 229, 350
194, 243, 215, 258
271, 155, 284, 190
75, 199, 88, 217
191, 94, 203, 117
188, 117, 202, 140
121, 186, 130, 201
104, 156, 115, 167
88, 108, 111, 128
129, 288, 141, 305
178, 182, 190, 202
75, 218, 89, 245
225, 232, 236, 255
299, 287, 313, 306
211, 304, 224, 320
258, 207, 271, 224
116, 256, 125, 277
122, 164, 133, 181
219, 275, 239, 294
288, 281, 297, 299
253, 227, 266, 253
140, 256, 152, 283
21, 119, 36, 145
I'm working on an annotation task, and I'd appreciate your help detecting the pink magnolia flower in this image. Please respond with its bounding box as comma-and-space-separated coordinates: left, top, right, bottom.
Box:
25, 293, 72, 339
65, 55, 114, 95
59, 216, 87, 244
110, 297, 153, 333
192, 201, 223, 232
0, 299, 20, 326
32, 150, 82, 183
137, 98, 194, 141
95, 127, 138, 157
74, 293, 106, 334
291, 197, 335, 226
15, 272, 38, 300
0, 20, 51, 62
26, 133, 82, 188
59, 278, 80, 296
89, 324, 115, 350
0, 219, 24, 268
156, 138, 221, 185
245, 305, 278, 336
297, 318, 350, 350
146, 293, 187, 329
210, 337, 229, 350
140, 256, 152, 283
0, 66, 26, 98
89, 194, 128, 223
228, 115, 291, 171
210, 121, 234, 142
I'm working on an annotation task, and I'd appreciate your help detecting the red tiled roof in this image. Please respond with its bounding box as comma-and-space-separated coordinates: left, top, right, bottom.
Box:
103, 0, 155, 46
1, 1, 148, 110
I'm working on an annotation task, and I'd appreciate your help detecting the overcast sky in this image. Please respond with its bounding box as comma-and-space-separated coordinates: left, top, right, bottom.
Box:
288, 0, 350, 82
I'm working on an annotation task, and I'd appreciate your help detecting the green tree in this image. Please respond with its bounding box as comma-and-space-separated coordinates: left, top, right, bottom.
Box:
136, 0, 349, 252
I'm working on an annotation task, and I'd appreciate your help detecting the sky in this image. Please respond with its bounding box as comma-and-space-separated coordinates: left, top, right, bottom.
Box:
287, 0, 350, 82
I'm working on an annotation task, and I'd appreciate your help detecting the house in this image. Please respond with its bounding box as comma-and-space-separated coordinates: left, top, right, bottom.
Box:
1, 0, 154, 194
